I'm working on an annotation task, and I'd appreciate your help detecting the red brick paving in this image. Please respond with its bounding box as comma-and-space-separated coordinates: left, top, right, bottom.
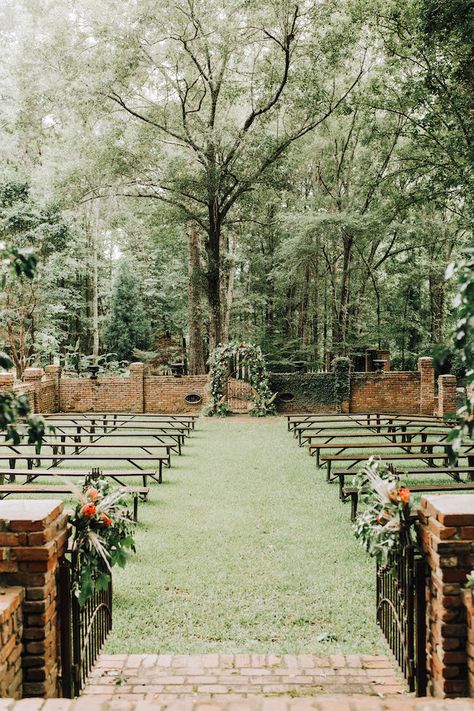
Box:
3, 653, 474, 709
81, 653, 406, 700
2, 696, 474, 709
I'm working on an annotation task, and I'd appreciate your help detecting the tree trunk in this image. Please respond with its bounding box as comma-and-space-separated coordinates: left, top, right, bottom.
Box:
206, 219, 222, 352
91, 201, 100, 362
220, 232, 237, 344
187, 223, 206, 374
429, 265, 446, 343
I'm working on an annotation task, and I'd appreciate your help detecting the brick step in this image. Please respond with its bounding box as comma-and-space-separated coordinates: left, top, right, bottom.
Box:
3, 695, 474, 709
81, 653, 408, 701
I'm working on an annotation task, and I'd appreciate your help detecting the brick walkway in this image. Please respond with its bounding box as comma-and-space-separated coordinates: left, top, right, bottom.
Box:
79, 653, 406, 702
3, 697, 474, 709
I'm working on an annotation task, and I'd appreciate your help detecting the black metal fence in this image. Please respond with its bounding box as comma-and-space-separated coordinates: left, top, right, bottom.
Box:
376, 525, 427, 695
58, 556, 112, 698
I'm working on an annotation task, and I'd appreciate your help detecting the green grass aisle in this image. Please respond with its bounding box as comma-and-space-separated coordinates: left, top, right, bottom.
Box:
106, 416, 384, 655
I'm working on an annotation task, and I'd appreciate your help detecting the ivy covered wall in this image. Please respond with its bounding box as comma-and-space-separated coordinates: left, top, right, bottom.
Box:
269, 372, 336, 413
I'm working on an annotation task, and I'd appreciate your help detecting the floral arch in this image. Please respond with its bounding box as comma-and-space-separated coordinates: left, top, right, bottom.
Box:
206, 342, 276, 417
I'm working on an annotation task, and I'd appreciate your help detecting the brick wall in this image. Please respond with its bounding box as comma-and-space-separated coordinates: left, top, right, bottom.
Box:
418, 494, 474, 697
0, 499, 70, 698
0, 357, 452, 416
349, 372, 421, 413
144, 375, 209, 413
0, 587, 23, 699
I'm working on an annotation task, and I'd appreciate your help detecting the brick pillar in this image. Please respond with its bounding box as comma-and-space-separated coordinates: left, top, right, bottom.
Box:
21, 368, 44, 413
438, 374, 457, 418
418, 357, 435, 416
463, 589, 474, 696
0, 587, 24, 698
377, 350, 391, 371
365, 348, 376, 372
129, 362, 145, 413
0, 373, 15, 390
418, 494, 474, 697
44, 365, 62, 412
0, 500, 69, 697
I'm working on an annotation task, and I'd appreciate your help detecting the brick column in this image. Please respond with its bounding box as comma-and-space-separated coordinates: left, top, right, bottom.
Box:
463, 589, 474, 696
418, 494, 474, 697
0, 587, 23, 698
21, 368, 44, 413
438, 374, 457, 418
0, 373, 15, 390
44, 365, 62, 412
129, 362, 145, 413
418, 357, 435, 416
0, 499, 69, 697
377, 350, 391, 371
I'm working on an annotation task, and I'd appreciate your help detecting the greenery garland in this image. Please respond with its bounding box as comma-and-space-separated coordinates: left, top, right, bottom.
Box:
206, 341, 275, 417
333, 357, 351, 412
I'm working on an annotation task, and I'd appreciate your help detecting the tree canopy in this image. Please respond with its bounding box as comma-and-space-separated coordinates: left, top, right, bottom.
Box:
0, 0, 471, 374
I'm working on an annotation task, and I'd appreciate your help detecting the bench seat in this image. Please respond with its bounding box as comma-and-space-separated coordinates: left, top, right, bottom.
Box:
346, 482, 474, 521
0, 484, 149, 522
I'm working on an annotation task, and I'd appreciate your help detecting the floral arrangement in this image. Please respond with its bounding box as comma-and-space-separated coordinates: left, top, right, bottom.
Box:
68, 478, 136, 606
206, 341, 276, 417
352, 457, 413, 568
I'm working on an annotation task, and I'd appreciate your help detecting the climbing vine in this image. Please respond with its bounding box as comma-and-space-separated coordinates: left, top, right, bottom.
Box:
206, 342, 275, 417
333, 357, 351, 412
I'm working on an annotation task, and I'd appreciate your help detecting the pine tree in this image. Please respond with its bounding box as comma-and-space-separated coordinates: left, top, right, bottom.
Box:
103, 260, 152, 362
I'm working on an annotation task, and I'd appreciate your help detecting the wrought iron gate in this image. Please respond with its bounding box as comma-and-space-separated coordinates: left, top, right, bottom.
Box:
376, 525, 427, 695
58, 556, 112, 697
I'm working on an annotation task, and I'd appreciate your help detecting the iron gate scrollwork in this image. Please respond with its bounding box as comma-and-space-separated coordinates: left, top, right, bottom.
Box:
58, 555, 112, 697
376, 522, 427, 696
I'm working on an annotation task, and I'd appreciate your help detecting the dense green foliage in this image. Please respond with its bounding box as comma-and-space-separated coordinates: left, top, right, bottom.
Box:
0, 0, 471, 371
103, 260, 152, 362
269, 373, 336, 408
207, 342, 275, 417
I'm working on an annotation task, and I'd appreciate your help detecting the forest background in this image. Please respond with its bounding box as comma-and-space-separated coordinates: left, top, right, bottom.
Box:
0, 0, 472, 377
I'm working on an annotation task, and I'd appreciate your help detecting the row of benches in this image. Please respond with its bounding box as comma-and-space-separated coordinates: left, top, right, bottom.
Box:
0, 411, 199, 520
286, 412, 474, 520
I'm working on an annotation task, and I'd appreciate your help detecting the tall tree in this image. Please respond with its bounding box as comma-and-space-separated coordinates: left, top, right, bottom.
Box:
103, 259, 152, 361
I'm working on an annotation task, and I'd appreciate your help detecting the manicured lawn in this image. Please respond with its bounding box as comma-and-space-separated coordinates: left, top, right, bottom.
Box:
105, 416, 385, 655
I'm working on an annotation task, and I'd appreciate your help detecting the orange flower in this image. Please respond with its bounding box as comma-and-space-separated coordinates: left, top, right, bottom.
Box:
85, 487, 100, 501
81, 503, 96, 518
100, 513, 113, 527
397, 487, 411, 505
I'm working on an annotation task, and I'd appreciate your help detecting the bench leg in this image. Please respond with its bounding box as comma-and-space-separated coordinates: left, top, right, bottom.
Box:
326, 461, 331, 483
133, 494, 138, 522
338, 476, 345, 501
351, 492, 358, 521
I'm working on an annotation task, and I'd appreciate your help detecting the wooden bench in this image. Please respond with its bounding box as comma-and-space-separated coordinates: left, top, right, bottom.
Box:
6, 432, 185, 455
287, 413, 443, 431
335, 466, 474, 501
38, 423, 189, 442
310, 439, 460, 467
320, 451, 474, 481
0, 454, 168, 482
346, 482, 474, 521
42, 412, 199, 429
43, 415, 194, 434
0, 467, 160, 488
299, 429, 450, 447
0, 441, 172, 460
294, 419, 452, 441
0, 484, 148, 522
